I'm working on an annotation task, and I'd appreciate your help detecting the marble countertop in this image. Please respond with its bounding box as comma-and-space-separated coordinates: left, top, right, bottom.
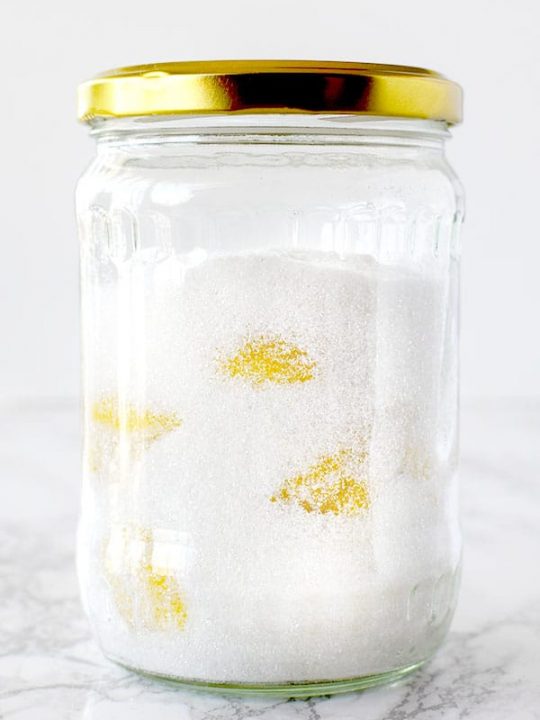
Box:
0, 399, 539, 719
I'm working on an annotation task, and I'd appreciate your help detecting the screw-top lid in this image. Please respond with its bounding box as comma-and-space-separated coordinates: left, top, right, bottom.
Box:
78, 60, 463, 124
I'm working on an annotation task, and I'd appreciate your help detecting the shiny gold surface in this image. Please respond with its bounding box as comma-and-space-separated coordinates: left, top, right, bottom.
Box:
78, 60, 462, 124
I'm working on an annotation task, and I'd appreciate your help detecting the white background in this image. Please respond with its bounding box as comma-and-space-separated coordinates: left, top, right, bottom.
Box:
1, 0, 538, 402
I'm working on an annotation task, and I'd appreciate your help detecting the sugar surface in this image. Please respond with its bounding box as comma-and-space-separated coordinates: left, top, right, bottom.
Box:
79, 250, 460, 683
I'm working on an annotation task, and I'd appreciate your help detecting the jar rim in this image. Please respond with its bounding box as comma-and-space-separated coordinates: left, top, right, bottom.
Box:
77, 60, 463, 126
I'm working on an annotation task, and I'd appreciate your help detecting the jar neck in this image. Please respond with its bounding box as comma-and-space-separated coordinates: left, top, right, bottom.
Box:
88, 114, 450, 150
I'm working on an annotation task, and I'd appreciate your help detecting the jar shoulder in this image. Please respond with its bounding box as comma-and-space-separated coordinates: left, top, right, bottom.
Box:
76, 145, 463, 218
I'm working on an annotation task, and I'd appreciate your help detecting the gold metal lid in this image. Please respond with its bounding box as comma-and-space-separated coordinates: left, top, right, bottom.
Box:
78, 60, 462, 125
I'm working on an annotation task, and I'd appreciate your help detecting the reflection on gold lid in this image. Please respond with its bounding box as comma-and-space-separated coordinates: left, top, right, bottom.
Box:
78, 60, 462, 124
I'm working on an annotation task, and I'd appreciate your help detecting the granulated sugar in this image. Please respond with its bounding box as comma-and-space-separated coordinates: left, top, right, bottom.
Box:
79, 249, 460, 683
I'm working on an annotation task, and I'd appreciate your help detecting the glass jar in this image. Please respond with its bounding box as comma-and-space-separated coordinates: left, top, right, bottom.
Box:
76, 61, 464, 696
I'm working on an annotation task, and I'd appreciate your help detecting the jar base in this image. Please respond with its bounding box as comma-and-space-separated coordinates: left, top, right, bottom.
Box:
109, 656, 426, 698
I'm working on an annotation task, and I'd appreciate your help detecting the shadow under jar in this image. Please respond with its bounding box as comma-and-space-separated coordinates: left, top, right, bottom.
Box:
76, 61, 464, 697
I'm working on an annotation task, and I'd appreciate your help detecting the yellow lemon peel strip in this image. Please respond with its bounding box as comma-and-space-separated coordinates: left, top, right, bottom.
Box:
88, 397, 182, 472
104, 527, 188, 631
143, 565, 188, 631
92, 397, 182, 441
220, 335, 316, 386
271, 448, 370, 516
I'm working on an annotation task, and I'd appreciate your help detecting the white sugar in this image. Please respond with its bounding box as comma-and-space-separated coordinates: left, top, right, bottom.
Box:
79, 249, 459, 683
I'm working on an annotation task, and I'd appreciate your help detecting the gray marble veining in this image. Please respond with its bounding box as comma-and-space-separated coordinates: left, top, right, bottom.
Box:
0, 400, 539, 719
